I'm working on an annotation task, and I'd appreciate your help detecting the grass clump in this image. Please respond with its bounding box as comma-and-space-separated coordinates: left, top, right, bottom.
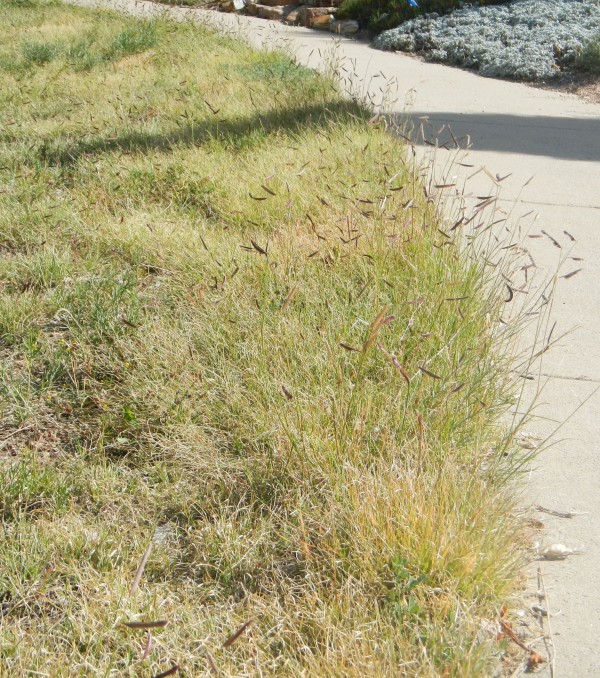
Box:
0, 1, 528, 676
0, 5, 158, 73
21, 39, 62, 65
104, 23, 157, 60
576, 32, 600, 74
4, 0, 42, 6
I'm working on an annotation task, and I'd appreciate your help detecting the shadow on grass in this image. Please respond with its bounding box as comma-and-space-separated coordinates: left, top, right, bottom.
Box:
37, 100, 365, 167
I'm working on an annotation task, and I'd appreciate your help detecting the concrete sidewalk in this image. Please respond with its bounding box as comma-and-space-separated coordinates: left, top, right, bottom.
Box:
66, 1, 600, 673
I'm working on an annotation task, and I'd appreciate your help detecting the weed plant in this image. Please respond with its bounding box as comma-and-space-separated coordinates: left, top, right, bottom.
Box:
0, 2, 530, 675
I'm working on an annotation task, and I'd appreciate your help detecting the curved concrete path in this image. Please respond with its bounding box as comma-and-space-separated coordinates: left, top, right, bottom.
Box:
66, 1, 600, 672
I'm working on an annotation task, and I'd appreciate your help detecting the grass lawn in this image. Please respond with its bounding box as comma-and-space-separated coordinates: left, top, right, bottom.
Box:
0, 1, 527, 675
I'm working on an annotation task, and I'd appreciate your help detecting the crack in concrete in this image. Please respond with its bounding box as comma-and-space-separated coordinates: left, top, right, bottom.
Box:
497, 197, 600, 211
527, 372, 600, 384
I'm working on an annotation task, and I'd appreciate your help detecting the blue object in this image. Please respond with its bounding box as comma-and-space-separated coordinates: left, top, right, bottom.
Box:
407, 0, 419, 6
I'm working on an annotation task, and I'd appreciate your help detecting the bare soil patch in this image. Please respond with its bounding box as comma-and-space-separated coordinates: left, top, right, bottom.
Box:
535, 72, 600, 104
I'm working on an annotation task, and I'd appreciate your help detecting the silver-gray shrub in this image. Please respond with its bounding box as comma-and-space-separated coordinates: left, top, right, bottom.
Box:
374, 0, 600, 80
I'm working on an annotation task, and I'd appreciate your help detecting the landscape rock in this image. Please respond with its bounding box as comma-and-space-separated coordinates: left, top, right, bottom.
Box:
229, 0, 343, 29
283, 8, 301, 24
255, 4, 287, 19
329, 19, 359, 34
299, 5, 336, 26
258, 0, 299, 6
310, 14, 333, 28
